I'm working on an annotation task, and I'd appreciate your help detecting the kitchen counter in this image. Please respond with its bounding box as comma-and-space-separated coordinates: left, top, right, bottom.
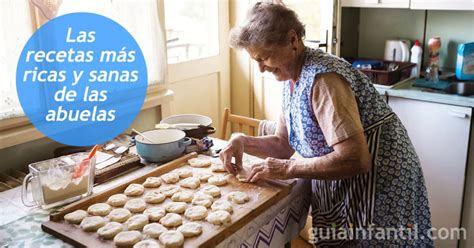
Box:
375, 80, 474, 108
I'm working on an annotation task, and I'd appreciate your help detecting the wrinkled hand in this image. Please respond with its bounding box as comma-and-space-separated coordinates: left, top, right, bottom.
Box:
247, 157, 294, 183
219, 135, 245, 175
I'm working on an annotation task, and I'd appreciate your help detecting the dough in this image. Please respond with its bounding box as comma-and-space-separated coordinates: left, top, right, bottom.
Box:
107, 194, 128, 207
206, 210, 231, 225
159, 213, 182, 228
114, 231, 142, 247
142, 177, 162, 188
108, 208, 132, 223
199, 184, 221, 197
159, 185, 181, 197
125, 198, 147, 213
125, 214, 149, 231
143, 207, 166, 222
159, 230, 184, 248
144, 191, 166, 204
188, 158, 211, 168
64, 209, 88, 224
165, 202, 187, 214
87, 203, 112, 216
97, 222, 123, 239
211, 163, 226, 172
208, 175, 228, 186
175, 168, 193, 178
161, 172, 180, 184
179, 177, 200, 189
124, 184, 145, 196
227, 191, 250, 204
80, 216, 106, 232
196, 172, 213, 182
191, 192, 214, 208
142, 223, 167, 238
236, 174, 248, 183
171, 191, 194, 203
133, 239, 160, 248
211, 200, 233, 213
184, 206, 208, 221
177, 222, 203, 237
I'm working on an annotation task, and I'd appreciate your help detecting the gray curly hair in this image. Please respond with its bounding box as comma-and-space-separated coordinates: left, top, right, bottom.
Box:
229, 2, 305, 49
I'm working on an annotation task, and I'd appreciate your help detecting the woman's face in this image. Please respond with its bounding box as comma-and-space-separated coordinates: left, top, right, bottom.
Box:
247, 43, 297, 81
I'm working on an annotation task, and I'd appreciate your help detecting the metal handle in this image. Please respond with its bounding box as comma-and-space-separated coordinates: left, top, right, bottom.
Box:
179, 137, 192, 147
21, 173, 36, 207
448, 111, 469, 118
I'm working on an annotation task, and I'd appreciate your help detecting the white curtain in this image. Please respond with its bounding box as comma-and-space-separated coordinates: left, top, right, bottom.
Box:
0, 0, 167, 120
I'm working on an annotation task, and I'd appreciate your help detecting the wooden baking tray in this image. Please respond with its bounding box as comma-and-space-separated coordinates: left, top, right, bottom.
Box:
42, 152, 294, 247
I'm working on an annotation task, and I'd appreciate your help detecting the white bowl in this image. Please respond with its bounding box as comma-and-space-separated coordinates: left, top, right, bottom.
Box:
160, 114, 212, 127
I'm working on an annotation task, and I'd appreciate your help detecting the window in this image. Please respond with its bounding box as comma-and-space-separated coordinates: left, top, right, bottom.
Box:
164, 0, 219, 64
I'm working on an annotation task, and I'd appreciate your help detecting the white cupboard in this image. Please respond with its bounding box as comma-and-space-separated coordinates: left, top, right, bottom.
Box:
410, 0, 474, 10
388, 96, 472, 248
341, 0, 410, 8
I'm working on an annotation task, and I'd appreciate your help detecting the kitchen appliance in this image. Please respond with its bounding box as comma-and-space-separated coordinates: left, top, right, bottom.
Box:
456, 42, 474, 81
21, 152, 96, 209
384, 39, 410, 62
134, 129, 192, 163
159, 114, 216, 139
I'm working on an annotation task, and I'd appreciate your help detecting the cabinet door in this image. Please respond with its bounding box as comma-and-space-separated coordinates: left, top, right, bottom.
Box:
389, 97, 471, 248
410, 0, 474, 10
341, 0, 409, 8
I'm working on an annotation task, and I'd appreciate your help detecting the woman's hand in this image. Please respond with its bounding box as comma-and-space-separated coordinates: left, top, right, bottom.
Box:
219, 135, 245, 175
246, 157, 294, 182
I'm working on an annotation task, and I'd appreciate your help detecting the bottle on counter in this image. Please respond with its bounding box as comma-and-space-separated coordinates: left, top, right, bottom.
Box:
410, 39, 422, 78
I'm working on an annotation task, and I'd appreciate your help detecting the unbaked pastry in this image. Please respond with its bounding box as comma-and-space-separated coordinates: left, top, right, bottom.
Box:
187, 158, 211, 168
125, 214, 149, 231
133, 239, 160, 248
199, 184, 221, 197
164, 202, 187, 214
159, 213, 182, 228
159, 230, 184, 248
107, 194, 128, 207
124, 184, 145, 196
87, 203, 112, 216
211, 200, 233, 213
97, 222, 123, 239
177, 222, 203, 237
142, 177, 162, 188
64, 209, 88, 224
211, 163, 226, 172
144, 191, 166, 204
142, 223, 167, 239
114, 231, 142, 247
191, 192, 214, 208
179, 177, 200, 189
227, 191, 250, 204
207, 175, 228, 186
161, 172, 180, 184
171, 191, 194, 203
184, 206, 208, 221
143, 207, 166, 222
175, 168, 193, 178
159, 185, 181, 197
80, 216, 106, 232
195, 172, 213, 182
206, 210, 231, 225
125, 198, 147, 213
108, 208, 132, 223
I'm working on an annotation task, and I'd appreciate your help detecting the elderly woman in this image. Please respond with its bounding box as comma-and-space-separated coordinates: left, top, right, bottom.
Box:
220, 2, 433, 247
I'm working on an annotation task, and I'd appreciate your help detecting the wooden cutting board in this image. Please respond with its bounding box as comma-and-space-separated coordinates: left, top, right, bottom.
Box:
42, 152, 294, 247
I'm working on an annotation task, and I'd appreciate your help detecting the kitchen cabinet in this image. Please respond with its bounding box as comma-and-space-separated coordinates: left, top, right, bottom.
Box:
341, 0, 409, 8
410, 0, 474, 11
388, 96, 472, 248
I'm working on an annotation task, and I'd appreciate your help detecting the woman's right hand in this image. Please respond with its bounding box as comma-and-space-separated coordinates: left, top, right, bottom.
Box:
219, 135, 245, 175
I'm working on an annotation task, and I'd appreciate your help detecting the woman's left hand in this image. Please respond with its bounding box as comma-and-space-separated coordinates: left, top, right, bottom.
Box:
246, 157, 294, 182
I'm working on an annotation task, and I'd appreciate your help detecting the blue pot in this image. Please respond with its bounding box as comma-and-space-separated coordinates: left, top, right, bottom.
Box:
135, 129, 192, 163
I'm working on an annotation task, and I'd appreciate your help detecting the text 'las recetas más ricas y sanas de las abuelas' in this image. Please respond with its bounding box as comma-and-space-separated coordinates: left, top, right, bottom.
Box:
16, 13, 148, 146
